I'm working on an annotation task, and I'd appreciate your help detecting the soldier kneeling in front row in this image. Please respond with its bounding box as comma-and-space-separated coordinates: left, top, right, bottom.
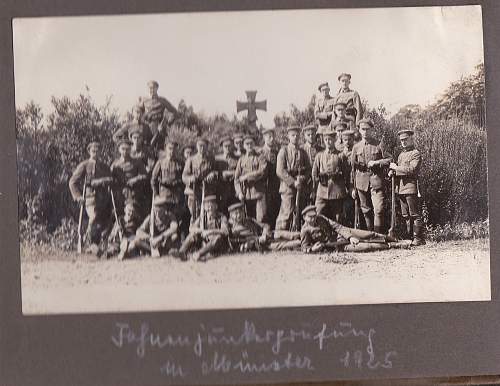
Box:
300, 205, 399, 254
227, 202, 271, 253
176, 195, 229, 262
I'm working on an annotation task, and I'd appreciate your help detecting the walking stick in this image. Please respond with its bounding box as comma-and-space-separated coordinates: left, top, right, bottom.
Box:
109, 189, 123, 241
290, 183, 301, 232
77, 176, 87, 254
388, 173, 397, 240
150, 192, 160, 257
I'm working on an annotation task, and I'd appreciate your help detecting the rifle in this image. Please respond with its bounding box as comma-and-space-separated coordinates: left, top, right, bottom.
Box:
150, 192, 160, 257
77, 176, 87, 254
290, 182, 301, 232
388, 173, 397, 240
109, 189, 123, 242
199, 181, 206, 231
354, 193, 360, 230
239, 181, 248, 217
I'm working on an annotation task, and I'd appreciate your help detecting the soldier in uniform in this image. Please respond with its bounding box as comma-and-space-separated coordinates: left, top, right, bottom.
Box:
331, 120, 348, 152
341, 129, 356, 227
69, 141, 113, 255
182, 145, 194, 162
389, 129, 425, 246
335, 73, 363, 127
312, 127, 351, 222
302, 124, 323, 205
300, 205, 395, 253
233, 132, 245, 158
151, 140, 185, 222
215, 136, 238, 216
135, 195, 179, 257
332, 102, 357, 132
351, 119, 392, 233
314, 82, 335, 135
182, 138, 218, 224
177, 195, 229, 262
129, 125, 155, 173
139, 80, 178, 153
234, 135, 268, 223
259, 127, 281, 229
275, 126, 311, 231
227, 202, 271, 253
110, 139, 148, 216
107, 200, 143, 260
113, 105, 153, 146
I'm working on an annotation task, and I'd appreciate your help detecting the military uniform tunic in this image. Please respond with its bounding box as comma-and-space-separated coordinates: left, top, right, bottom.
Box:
314, 96, 335, 133
151, 156, 184, 205
335, 88, 363, 126
111, 157, 148, 213
259, 144, 281, 228
215, 153, 239, 213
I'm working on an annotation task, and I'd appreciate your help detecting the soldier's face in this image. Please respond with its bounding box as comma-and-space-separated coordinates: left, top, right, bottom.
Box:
321, 87, 330, 97
124, 205, 135, 220
400, 136, 414, 148
131, 134, 142, 147
323, 135, 335, 149
360, 127, 369, 140
184, 148, 193, 159
88, 146, 99, 159
342, 135, 354, 148
234, 139, 243, 150
119, 144, 131, 158
288, 131, 299, 145
197, 142, 207, 154
263, 132, 275, 146
149, 85, 158, 97
222, 142, 232, 154
335, 105, 346, 118
205, 201, 217, 214
230, 208, 244, 223
243, 141, 254, 153
164, 144, 174, 158
340, 77, 350, 89
304, 131, 314, 144
304, 212, 316, 225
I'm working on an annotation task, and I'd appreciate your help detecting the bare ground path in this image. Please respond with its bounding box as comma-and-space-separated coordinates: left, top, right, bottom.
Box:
20, 239, 490, 314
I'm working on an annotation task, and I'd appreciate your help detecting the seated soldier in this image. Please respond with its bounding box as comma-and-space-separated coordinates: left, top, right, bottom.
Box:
176, 195, 229, 262
227, 202, 271, 253
135, 196, 179, 257
300, 205, 400, 254
107, 201, 142, 260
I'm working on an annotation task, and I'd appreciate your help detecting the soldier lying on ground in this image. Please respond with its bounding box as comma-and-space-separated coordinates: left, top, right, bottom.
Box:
227, 202, 271, 253
107, 201, 142, 260
175, 195, 229, 262
135, 196, 179, 257
300, 205, 405, 253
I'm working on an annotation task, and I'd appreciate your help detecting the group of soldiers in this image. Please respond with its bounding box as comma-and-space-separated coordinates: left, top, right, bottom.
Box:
69, 74, 425, 262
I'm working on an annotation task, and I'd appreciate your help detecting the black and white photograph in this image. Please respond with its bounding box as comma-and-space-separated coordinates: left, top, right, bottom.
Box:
14, 5, 489, 314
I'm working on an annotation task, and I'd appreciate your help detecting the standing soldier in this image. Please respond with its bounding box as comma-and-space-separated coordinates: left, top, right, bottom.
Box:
151, 140, 184, 220
139, 80, 177, 153
233, 132, 245, 158
69, 141, 113, 256
351, 119, 392, 233
234, 135, 268, 223
182, 138, 218, 224
259, 127, 281, 229
389, 130, 425, 246
341, 129, 356, 227
113, 105, 152, 146
135, 196, 179, 257
335, 73, 363, 127
331, 120, 348, 152
302, 124, 323, 205
111, 139, 148, 217
314, 82, 335, 135
129, 125, 155, 174
312, 128, 351, 222
176, 195, 229, 262
215, 136, 238, 215
275, 126, 311, 231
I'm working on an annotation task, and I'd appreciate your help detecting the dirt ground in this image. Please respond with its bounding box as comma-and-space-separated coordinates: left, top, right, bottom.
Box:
20, 238, 490, 314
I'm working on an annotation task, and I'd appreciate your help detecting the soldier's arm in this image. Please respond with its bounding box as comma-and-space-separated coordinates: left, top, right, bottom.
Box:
243, 156, 268, 182
377, 144, 392, 167
394, 150, 421, 176
234, 158, 243, 196
276, 148, 295, 187
68, 161, 87, 201
136, 216, 150, 240
189, 217, 202, 233
159, 216, 178, 239
312, 153, 320, 182
353, 91, 363, 124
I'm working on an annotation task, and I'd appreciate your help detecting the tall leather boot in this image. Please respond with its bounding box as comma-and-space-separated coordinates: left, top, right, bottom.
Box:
405, 217, 413, 240
411, 218, 426, 246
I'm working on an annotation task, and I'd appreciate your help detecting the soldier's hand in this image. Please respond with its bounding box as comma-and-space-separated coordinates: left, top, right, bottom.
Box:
238, 193, 245, 201
311, 242, 324, 253
294, 179, 301, 188
351, 189, 357, 200
389, 162, 398, 170
388, 170, 395, 177
367, 160, 377, 168
258, 235, 267, 245
349, 237, 360, 245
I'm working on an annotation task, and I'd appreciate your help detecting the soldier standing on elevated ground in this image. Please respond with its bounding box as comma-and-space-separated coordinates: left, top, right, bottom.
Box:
69, 141, 113, 256
314, 82, 335, 136
389, 129, 426, 246
335, 73, 363, 127
351, 119, 392, 233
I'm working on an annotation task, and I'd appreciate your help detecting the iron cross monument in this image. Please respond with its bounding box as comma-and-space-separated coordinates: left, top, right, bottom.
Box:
236, 90, 267, 130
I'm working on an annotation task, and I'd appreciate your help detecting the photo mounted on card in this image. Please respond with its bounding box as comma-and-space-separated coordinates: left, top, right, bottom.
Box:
14, 5, 489, 315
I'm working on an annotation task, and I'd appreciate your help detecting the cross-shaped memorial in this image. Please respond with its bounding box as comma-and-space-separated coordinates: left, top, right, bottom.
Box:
236, 90, 267, 130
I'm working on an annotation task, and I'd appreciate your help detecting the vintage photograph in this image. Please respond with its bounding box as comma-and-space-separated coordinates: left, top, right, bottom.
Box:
14, 6, 489, 314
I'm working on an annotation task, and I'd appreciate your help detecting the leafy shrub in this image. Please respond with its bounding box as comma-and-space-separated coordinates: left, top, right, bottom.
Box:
426, 221, 489, 242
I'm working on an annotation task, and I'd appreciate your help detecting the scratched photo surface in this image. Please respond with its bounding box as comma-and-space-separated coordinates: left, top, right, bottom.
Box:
14, 5, 489, 314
